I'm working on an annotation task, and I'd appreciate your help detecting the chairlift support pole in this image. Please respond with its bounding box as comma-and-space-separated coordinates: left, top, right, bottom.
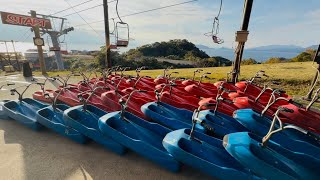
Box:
103, 0, 112, 68
306, 44, 320, 100
31, 10, 46, 74
231, 0, 254, 83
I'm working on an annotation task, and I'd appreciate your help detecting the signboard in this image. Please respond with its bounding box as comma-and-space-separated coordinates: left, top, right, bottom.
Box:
0, 11, 52, 29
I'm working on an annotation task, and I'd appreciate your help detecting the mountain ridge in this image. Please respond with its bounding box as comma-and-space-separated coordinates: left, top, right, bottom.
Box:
197, 44, 317, 61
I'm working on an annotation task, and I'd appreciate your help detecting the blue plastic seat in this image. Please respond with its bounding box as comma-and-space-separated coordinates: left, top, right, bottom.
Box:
3, 98, 48, 130
36, 104, 89, 144
63, 105, 126, 155
98, 111, 181, 172
224, 132, 320, 180
163, 129, 261, 179
141, 102, 204, 131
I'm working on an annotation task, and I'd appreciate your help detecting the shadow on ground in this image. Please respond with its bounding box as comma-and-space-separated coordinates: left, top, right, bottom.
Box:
0, 119, 211, 180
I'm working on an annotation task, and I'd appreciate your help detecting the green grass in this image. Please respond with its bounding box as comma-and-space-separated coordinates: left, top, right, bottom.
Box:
33, 61, 319, 97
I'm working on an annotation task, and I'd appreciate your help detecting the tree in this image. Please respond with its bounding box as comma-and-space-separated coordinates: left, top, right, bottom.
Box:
241, 58, 258, 65
264, 57, 287, 64
291, 52, 312, 62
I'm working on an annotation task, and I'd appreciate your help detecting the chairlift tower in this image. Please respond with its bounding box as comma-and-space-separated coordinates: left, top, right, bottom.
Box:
35, 13, 74, 70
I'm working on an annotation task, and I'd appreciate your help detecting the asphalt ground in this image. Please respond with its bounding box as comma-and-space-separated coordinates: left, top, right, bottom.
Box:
0, 74, 211, 180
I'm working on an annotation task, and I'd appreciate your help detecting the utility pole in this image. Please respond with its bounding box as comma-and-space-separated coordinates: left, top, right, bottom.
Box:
103, 0, 112, 68
30, 10, 46, 75
231, 0, 254, 83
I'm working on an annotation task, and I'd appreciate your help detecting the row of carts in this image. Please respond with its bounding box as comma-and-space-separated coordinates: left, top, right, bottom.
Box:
0, 67, 319, 179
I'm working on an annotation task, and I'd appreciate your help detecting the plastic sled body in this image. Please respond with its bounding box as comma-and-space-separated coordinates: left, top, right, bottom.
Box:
198, 98, 241, 116
184, 84, 217, 98
98, 111, 181, 172
163, 129, 261, 179
32, 89, 55, 103
36, 104, 88, 144
233, 109, 320, 146
101, 90, 150, 119
53, 88, 82, 106
63, 105, 126, 154
197, 110, 247, 138
0, 100, 10, 119
141, 102, 205, 132
155, 84, 190, 96
159, 91, 199, 111
280, 104, 320, 134
3, 98, 48, 130
224, 132, 320, 180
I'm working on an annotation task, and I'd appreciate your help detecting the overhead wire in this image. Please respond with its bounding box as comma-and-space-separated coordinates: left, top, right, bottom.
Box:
51, 0, 97, 15
63, 0, 104, 38
73, 0, 199, 27
61, 0, 117, 17
116, 0, 123, 22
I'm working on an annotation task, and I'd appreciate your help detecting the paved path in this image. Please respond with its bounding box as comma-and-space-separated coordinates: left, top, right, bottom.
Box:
0, 74, 211, 180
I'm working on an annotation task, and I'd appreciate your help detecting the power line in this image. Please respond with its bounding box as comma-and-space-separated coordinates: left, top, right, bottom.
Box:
62, 0, 117, 17
74, 0, 198, 27
63, 4, 103, 17
63, 0, 103, 38
51, 0, 97, 15
21, 31, 32, 42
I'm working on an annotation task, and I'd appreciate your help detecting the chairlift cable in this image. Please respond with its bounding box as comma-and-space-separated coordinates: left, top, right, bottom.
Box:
73, 0, 198, 27
51, 0, 97, 15
63, 0, 103, 38
61, 0, 117, 17
116, 0, 124, 23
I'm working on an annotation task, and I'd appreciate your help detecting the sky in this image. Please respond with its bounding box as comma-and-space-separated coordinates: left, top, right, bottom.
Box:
0, 0, 320, 53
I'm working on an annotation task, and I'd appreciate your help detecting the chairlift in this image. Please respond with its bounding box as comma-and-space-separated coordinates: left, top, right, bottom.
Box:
115, 21, 129, 48
109, 44, 118, 50
212, 35, 224, 44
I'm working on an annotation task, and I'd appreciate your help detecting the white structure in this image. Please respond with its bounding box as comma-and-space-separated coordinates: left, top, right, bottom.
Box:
24, 49, 49, 62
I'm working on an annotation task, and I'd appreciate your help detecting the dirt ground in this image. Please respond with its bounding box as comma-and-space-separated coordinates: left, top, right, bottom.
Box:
0, 74, 211, 180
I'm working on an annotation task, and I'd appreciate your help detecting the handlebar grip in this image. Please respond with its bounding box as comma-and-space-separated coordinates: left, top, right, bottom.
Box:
228, 90, 238, 93
203, 103, 216, 107
138, 90, 148, 93
272, 81, 280, 85
223, 98, 233, 104
278, 106, 294, 113
288, 100, 304, 108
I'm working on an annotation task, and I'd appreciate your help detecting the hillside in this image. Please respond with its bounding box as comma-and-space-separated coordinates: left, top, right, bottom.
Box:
126, 39, 209, 60
198, 44, 318, 62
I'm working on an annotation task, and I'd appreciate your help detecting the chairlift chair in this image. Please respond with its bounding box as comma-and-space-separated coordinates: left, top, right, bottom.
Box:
115, 21, 129, 47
